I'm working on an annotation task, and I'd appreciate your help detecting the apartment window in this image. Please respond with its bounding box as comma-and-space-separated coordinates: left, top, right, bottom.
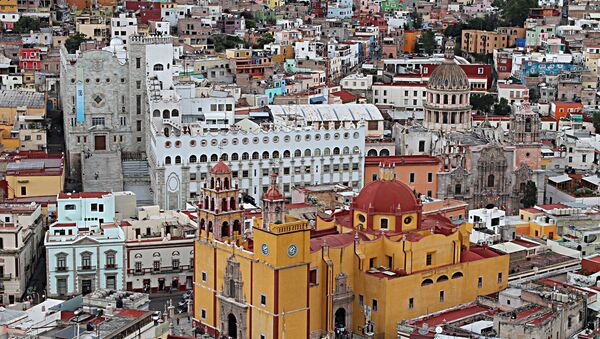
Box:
91, 203, 98, 211
201, 309, 207, 320
201, 271, 207, 282
359, 294, 364, 306
426, 253, 432, 266
136, 80, 141, 89
136, 95, 141, 114
120, 116, 126, 126
497, 272, 502, 284
409, 297, 414, 309
439, 291, 445, 302
20, 186, 26, 196
478, 276, 483, 288
106, 276, 116, 289
106, 252, 115, 268
427, 172, 433, 183
260, 294, 267, 306
380, 218, 389, 230
409, 173, 415, 183
418, 140, 425, 152
583, 154, 587, 163
153, 260, 161, 272
172, 259, 180, 269
369, 257, 376, 268
57, 254, 67, 270
372, 299, 378, 311
81, 253, 91, 269
135, 262, 142, 272
136, 57, 141, 68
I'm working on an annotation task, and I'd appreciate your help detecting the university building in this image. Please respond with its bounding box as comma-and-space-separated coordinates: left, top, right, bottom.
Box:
193, 162, 509, 338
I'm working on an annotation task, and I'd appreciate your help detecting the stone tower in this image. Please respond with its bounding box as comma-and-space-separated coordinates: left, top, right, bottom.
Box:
261, 172, 285, 230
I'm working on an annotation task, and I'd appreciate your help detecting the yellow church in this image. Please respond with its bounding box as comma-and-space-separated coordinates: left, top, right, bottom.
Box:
193, 161, 509, 338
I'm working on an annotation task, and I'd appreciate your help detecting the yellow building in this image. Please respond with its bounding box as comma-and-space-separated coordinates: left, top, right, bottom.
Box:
0, 90, 46, 126
516, 208, 558, 240
193, 164, 509, 338
267, 0, 283, 8
461, 30, 508, 55
0, 0, 17, 12
1, 152, 64, 199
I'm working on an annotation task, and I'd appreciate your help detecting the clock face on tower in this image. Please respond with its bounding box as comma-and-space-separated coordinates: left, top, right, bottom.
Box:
287, 244, 298, 257
261, 243, 269, 256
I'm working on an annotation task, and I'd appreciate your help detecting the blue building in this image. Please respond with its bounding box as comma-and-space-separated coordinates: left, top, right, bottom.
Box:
520, 61, 585, 82
45, 192, 126, 298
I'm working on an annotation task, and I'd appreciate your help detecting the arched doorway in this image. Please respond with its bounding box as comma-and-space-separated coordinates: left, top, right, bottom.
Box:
222, 221, 229, 237
334, 308, 346, 336
227, 313, 237, 339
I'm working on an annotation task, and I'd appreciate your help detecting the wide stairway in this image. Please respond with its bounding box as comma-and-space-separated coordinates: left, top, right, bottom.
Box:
82, 151, 124, 192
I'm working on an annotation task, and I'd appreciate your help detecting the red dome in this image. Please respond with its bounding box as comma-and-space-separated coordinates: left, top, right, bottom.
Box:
353, 180, 421, 214
210, 160, 231, 174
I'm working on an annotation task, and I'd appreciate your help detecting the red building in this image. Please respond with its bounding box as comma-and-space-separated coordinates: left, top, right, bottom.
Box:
311, 0, 327, 18
19, 48, 41, 71
125, 0, 163, 25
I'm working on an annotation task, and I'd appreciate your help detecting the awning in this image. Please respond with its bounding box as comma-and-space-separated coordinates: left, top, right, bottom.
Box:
549, 174, 572, 184
309, 96, 326, 104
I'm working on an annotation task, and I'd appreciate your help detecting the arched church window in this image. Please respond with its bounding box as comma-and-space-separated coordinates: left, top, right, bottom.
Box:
487, 174, 495, 188
525, 117, 532, 133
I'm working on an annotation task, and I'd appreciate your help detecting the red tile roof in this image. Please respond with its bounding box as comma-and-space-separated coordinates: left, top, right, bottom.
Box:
365, 155, 440, 166
58, 192, 110, 199
330, 90, 358, 102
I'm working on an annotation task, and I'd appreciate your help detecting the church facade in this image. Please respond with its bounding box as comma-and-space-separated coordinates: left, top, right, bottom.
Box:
193, 162, 509, 338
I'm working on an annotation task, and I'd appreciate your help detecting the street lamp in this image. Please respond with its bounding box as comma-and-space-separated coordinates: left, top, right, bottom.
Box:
74, 309, 81, 339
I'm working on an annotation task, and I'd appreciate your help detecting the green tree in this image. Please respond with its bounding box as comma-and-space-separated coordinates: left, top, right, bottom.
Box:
470, 93, 496, 113
64, 32, 88, 54
421, 30, 436, 55
13, 16, 40, 34
593, 111, 600, 133
210, 34, 244, 52
246, 19, 257, 29
521, 181, 538, 208
254, 33, 275, 48
493, 97, 511, 115
493, 0, 537, 27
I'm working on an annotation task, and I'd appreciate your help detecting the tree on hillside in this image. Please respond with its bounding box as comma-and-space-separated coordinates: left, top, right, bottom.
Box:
521, 181, 538, 208
593, 111, 600, 133
210, 34, 245, 52
470, 93, 496, 113
421, 30, 436, 55
65, 32, 88, 54
493, 98, 511, 115
13, 16, 40, 34
254, 33, 275, 49
493, 0, 538, 27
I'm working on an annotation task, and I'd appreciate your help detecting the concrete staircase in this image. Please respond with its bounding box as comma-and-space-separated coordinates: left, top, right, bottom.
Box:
82, 151, 124, 192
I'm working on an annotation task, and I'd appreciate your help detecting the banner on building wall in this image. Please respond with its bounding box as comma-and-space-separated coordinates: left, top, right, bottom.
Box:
76, 68, 84, 124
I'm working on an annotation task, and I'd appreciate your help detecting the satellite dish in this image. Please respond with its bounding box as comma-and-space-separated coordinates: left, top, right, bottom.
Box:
435, 326, 443, 334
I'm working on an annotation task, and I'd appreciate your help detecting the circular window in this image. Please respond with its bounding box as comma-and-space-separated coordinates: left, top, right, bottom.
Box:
263, 137, 269, 144
165, 141, 172, 148
232, 138, 238, 145
334, 133, 340, 140
404, 216, 413, 224
315, 134, 321, 141
294, 135, 301, 142
211, 139, 217, 146
190, 140, 196, 147
344, 132, 349, 139
358, 214, 366, 222
71, 79, 75, 83
175, 140, 181, 148
273, 136, 279, 143
96, 78, 100, 83
324, 133, 331, 140
305, 135, 311, 141
242, 138, 249, 145
201, 140, 207, 147
354, 132, 360, 139
120, 78, 125, 83
252, 137, 259, 144
221, 139, 228, 146
526, 152, 530, 157
106, 78, 110, 83
85, 79, 90, 83
284, 136, 290, 142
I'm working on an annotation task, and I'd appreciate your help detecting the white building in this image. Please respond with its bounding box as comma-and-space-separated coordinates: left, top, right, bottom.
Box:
111, 14, 138, 45
340, 73, 373, 91
498, 83, 529, 105
45, 192, 129, 298
468, 207, 506, 244
372, 82, 427, 110
124, 206, 196, 293
0, 203, 44, 305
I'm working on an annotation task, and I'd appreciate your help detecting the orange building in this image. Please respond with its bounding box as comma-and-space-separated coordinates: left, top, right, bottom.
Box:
403, 31, 420, 53
423, 198, 469, 222
365, 156, 440, 198
551, 101, 583, 121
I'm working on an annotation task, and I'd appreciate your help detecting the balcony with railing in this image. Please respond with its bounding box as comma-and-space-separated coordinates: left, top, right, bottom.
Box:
105, 264, 118, 270
0, 273, 12, 281
128, 264, 192, 275
77, 265, 96, 272
55, 266, 68, 272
